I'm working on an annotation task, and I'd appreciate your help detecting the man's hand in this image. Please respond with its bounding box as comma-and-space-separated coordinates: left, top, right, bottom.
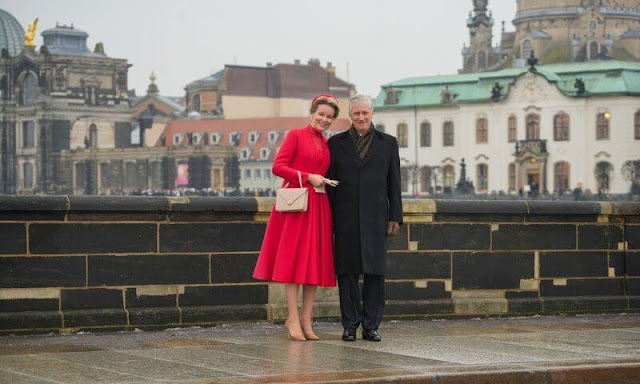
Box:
387, 221, 399, 237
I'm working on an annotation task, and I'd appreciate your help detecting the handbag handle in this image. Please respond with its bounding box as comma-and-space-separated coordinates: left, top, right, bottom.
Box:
283, 170, 304, 189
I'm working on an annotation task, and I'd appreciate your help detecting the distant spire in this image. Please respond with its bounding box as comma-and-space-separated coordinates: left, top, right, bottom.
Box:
147, 71, 159, 95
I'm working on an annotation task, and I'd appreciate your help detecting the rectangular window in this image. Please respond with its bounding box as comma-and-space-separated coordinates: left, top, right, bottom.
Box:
397, 124, 408, 148
254, 169, 261, 179
420, 122, 431, 147
508, 116, 517, 143
476, 118, 488, 143
244, 169, 251, 179
264, 169, 272, 179
22, 121, 35, 148
400, 167, 410, 193
443, 122, 454, 147
508, 163, 516, 192
75, 163, 85, 189
596, 113, 609, 140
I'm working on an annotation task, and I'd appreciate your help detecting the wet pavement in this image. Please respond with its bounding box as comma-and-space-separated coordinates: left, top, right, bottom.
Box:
0, 314, 639, 383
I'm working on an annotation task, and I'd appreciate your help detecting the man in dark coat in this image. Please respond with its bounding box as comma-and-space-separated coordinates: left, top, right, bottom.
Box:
327, 94, 403, 342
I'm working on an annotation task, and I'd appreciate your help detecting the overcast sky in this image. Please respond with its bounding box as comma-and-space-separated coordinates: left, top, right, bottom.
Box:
4, 0, 517, 98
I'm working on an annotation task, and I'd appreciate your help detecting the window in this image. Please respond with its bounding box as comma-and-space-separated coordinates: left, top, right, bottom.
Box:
375, 124, 385, 133
443, 121, 454, 146
240, 148, 252, 160
508, 116, 517, 142
254, 169, 261, 179
554, 113, 570, 141
595, 161, 613, 192
210, 133, 222, 144
173, 133, 184, 145
101, 163, 111, 190
554, 162, 570, 192
526, 114, 539, 140
421, 166, 432, 194
75, 163, 85, 189
443, 165, 455, 192
385, 89, 397, 105
260, 148, 271, 159
397, 123, 408, 147
420, 121, 431, 147
477, 164, 488, 192
635, 110, 640, 140
476, 118, 488, 143
244, 169, 251, 179
522, 40, 533, 61
23, 163, 33, 189
229, 132, 241, 146
508, 163, 516, 192
126, 162, 137, 188
589, 41, 599, 60
84, 86, 98, 106
89, 124, 98, 148
264, 169, 272, 179
22, 121, 34, 148
21, 73, 37, 106
193, 94, 201, 112
596, 112, 609, 140
249, 132, 260, 144
268, 131, 279, 143
400, 167, 410, 193
477, 51, 487, 69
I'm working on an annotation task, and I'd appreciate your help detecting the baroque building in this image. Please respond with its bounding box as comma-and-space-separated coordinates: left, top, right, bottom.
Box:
461, 0, 640, 73
0, 10, 133, 195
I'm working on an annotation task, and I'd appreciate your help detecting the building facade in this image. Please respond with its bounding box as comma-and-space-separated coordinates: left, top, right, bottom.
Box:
375, 61, 640, 196
183, 59, 355, 120
462, 0, 640, 73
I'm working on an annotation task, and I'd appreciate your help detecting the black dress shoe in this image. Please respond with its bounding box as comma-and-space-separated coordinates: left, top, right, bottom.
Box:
342, 328, 356, 341
362, 329, 381, 341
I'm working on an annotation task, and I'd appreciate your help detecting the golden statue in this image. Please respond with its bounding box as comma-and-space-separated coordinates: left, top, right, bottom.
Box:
24, 17, 39, 47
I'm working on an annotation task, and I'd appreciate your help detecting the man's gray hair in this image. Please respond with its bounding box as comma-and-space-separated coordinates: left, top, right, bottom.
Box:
349, 94, 373, 112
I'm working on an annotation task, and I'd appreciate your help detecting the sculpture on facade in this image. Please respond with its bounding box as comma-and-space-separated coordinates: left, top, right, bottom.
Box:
24, 18, 39, 47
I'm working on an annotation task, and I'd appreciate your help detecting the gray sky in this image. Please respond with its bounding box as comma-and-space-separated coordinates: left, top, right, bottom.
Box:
3, 0, 516, 98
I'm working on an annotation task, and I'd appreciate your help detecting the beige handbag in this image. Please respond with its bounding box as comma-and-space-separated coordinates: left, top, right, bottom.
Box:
275, 170, 308, 212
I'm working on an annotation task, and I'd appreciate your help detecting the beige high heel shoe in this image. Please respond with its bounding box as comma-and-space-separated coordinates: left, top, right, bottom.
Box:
285, 320, 306, 341
300, 319, 319, 341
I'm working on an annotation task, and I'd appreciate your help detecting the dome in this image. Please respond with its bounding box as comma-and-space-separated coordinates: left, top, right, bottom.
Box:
0, 9, 25, 57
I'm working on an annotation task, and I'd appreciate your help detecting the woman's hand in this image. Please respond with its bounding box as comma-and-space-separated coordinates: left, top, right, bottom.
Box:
307, 174, 325, 188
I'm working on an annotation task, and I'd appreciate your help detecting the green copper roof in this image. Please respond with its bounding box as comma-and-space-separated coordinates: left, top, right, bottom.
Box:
374, 61, 640, 109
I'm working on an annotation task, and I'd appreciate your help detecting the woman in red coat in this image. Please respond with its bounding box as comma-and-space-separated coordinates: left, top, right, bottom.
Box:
253, 95, 339, 341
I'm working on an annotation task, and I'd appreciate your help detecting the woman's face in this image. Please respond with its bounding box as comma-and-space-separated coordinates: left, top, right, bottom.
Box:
310, 104, 336, 132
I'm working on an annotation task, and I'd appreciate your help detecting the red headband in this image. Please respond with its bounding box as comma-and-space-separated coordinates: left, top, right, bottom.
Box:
312, 94, 339, 104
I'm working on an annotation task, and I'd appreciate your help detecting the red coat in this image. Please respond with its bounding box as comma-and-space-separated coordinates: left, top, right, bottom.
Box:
253, 125, 336, 287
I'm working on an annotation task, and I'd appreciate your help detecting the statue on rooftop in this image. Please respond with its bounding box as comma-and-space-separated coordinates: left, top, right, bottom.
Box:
24, 18, 39, 47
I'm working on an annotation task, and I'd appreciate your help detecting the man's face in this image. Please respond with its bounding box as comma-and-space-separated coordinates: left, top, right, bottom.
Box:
349, 102, 373, 132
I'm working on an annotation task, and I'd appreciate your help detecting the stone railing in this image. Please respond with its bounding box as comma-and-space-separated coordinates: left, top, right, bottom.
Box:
0, 196, 638, 333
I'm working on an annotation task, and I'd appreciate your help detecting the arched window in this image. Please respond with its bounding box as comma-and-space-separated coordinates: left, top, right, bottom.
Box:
522, 40, 533, 61
596, 112, 610, 140
89, 124, 98, 148
477, 164, 488, 192
589, 41, 599, 60
476, 117, 488, 143
397, 123, 408, 147
526, 114, 540, 140
554, 113, 570, 141
443, 165, 455, 192
508, 116, 517, 143
595, 161, 613, 192
443, 121, 454, 146
508, 163, 516, 192
421, 166, 432, 194
554, 162, 570, 192
477, 51, 487, 69
21, 73, 37, 106
420, 121, 431, 147
23, 163, 34, 189
635, 110, 640, 140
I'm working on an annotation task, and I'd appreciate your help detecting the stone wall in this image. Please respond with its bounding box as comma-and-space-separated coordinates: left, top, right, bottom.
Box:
0, 196, 638, 334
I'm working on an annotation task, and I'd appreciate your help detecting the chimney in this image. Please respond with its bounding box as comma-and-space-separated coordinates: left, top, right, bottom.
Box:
266, 62, 273, 68
294, 59, 301, 65
326, 61, 336, 74
308, 58, 320, 66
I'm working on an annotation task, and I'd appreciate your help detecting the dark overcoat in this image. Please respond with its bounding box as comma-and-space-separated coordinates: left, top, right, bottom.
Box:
327, 127, 403, 276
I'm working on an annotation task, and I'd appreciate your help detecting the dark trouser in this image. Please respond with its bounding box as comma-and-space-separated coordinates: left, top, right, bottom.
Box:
337, 274, 385, 331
